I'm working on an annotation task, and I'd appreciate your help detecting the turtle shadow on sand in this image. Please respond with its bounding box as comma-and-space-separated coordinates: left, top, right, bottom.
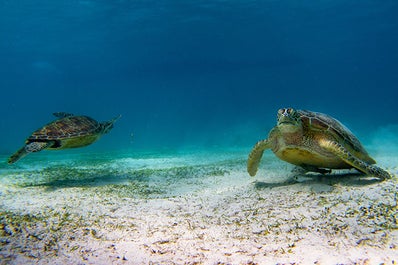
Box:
18, 170, 130, 191
253, 171, 383, 191
18, 169, 167, 199
14, 164, 225, 196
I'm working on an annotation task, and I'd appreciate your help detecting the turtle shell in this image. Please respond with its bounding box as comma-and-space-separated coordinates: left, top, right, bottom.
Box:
28, 116, 101, 141
298, 110, 371, 158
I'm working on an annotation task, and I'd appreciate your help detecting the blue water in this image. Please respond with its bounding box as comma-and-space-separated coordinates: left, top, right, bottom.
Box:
1, 3, 398, 263
1, 0, 398, 155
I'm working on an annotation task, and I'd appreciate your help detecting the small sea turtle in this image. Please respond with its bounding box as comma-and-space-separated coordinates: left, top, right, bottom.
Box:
247, 108, 392, 180
8, 112, 121, 164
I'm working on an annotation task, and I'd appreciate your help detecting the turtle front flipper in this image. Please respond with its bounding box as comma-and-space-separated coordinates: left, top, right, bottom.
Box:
247, 139, 271, 176
8, 141, 52, 164
319, 139, 392, 181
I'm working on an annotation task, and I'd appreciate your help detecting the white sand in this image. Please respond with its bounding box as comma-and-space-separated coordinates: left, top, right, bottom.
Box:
0, 150, 397, 264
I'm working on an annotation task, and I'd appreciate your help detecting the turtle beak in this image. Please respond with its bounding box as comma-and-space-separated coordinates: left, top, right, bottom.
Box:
278, 120, 296, 126
278, 115, 294, 125
277, 108, 298, 125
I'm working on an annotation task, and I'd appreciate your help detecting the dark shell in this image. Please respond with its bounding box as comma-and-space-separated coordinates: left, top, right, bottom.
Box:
298, 110, 365, 153
28, 116, 101, 141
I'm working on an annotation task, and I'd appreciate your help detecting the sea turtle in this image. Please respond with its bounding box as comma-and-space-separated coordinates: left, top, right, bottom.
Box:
8, 112, 121, 164
247, 108, 392, 181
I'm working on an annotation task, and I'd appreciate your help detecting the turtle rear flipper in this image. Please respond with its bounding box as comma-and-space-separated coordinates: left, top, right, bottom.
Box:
8, 141, 52, 164
247, 139, 271, 176
319, 139, 392, 180
8, 146, 28, 164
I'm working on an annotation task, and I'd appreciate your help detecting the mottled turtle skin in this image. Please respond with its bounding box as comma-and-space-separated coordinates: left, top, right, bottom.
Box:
8, 112, 121, 164
247, 108, 392, 180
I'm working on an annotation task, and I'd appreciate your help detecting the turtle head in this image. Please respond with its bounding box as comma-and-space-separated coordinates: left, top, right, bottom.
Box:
277, 108, 302, 133
101, 114, 122, 134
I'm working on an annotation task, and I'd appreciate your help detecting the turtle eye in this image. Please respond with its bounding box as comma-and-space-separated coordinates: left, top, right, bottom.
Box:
287, 108, 293, 114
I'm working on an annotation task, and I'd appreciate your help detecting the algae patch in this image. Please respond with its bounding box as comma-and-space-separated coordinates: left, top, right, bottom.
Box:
0, 209, 91, 261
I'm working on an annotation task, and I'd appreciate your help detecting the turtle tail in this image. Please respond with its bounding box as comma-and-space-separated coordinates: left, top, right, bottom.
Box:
8, 146, 28, 164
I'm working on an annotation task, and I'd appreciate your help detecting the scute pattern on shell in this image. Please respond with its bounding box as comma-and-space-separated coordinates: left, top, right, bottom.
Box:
298, 110, 364, 153
29, 116, 100, 140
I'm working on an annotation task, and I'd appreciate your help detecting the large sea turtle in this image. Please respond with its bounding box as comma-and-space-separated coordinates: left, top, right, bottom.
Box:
8, 112, 121, 164
247, 108, 392, 180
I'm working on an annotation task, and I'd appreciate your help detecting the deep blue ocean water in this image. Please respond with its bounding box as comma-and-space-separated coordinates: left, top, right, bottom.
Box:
1, 0, 398, 156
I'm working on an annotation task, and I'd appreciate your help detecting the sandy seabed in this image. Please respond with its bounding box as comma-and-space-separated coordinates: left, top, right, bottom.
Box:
0, 150, 397, 265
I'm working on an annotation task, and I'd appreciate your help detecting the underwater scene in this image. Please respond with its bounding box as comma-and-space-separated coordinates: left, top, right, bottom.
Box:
0, 1, 397, 264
